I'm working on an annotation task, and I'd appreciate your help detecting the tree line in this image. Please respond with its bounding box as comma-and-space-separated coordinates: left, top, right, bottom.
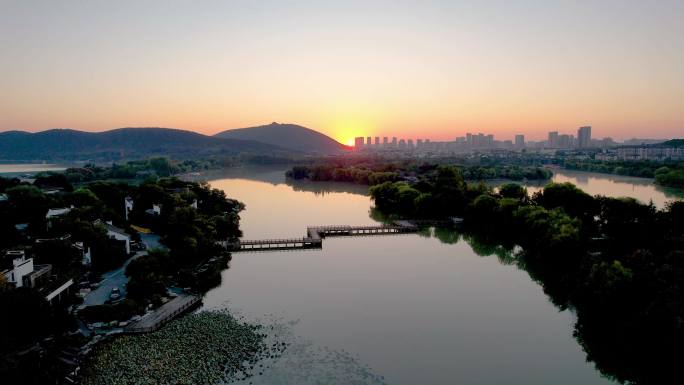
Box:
286, 160, 552, 186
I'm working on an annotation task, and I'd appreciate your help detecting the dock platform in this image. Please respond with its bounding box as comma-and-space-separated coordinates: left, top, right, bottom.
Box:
125, 294, 201, 333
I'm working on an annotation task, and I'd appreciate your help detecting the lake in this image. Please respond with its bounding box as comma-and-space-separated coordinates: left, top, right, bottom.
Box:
0, 163, 68, 175
523, 168, 684, 209
200, 167, 681, 385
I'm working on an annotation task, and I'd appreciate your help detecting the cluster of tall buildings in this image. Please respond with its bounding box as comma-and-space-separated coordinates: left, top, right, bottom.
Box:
546, 126, 593, 149
354, 136, 432, 150
355, 126, 601, 151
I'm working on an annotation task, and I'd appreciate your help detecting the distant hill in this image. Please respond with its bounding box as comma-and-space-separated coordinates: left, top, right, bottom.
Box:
214, 122, 348, 154
660, 139, 684, 148
0, 127, 289, 162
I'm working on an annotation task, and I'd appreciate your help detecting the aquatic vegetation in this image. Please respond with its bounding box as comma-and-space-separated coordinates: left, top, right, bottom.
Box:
82, 310, 286, 385
227, 315, 388, 385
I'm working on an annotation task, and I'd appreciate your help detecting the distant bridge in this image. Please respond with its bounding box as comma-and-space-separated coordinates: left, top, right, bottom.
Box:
226, 218, 462, 252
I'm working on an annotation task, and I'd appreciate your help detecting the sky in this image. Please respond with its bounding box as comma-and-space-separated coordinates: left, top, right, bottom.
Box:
1, 1, 683, 144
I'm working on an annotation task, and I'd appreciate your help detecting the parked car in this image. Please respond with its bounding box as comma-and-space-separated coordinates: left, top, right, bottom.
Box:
109, 287, 121, 300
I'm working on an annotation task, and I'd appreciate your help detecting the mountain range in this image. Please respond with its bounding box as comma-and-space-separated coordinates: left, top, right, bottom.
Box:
0, 124, 347, 162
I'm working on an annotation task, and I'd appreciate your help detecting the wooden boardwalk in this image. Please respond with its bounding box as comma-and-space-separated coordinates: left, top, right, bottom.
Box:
228, 218, 461, 252
307, 224, 416, 239
125, 294, 201, 333
228, 237, 322, 251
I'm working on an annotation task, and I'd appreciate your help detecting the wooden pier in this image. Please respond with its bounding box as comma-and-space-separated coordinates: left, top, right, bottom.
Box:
228, 237, 322, 251
307, 224, 417, 239
125, 294, 201, 333
227, 218, 461, 252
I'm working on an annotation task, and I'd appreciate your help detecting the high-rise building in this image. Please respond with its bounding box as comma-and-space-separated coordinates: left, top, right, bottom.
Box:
383, 137, 389, 146
398, 139, 406, 149
366, 137, 372, 146
416, 139, 423, 148
407, 139, 414, 148
374, 137, 380, 146
557, 134, 570, 148
577, 126, 592, 148
548, 131, 559, 148
354, 137, 365, 149
391, 137, 397, 147
476, 133, 485, 147
515, 134, 525, 148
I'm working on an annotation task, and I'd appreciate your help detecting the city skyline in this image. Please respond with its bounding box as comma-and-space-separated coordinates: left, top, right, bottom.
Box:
2, 1, 683, 144
354, 125, 604, 148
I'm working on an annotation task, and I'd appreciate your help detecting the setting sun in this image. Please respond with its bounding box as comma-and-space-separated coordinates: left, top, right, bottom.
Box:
325, 113, 379, 145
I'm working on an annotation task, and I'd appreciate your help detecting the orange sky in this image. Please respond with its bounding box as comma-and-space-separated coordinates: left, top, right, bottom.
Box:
1, 2, 682, 143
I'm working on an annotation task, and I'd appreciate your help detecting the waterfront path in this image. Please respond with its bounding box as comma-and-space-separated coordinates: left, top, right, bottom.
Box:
125, 294, 201, 333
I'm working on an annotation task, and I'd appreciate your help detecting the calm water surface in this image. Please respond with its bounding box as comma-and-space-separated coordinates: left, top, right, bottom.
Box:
0, 163, 68, 175
525, 168, 684, 208
201, 167, 650, 385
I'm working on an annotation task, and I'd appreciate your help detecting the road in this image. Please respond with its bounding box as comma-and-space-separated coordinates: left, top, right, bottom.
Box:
83, 234, 162, 306
140, 233, 164, 250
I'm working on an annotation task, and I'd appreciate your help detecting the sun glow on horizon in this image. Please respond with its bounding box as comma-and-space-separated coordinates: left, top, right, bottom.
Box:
1, 2, 683, 140
326, 114, 380, 146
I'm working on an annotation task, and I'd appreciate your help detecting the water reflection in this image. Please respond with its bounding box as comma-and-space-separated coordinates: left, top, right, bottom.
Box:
188, 165, 683, 209
204, 168, 616, 385
182, 165, 288, 186
0, 163, 68, 175
286, 179, 370, 196
521, 169, 684, 208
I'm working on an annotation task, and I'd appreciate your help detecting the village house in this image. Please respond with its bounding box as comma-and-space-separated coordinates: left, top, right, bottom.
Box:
45, 206, 73, 229
1, 250, 73, 304
124, 196, 134, 221
2, 250, 38, 288
35, 235, 92, 266
74, 241, 92, 266
145, 203, 162, 216
94, 219, 131, 254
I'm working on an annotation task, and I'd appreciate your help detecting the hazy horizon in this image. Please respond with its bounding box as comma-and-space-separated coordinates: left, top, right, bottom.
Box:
2, 1, 683, 144
0, 123, 679, 145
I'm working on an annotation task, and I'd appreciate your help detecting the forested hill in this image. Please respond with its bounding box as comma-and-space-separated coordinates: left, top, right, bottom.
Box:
214, 122, 348, 154
660, 139, 684, 147
0, 127, 289, 161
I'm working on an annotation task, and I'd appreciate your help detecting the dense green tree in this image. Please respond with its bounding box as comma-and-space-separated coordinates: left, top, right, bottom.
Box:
126, 249, 171, 302
33, 172, 73, 191
498, 183, 527, 200
534, 182, 598, 223
0, 176, 20, 192
66, 187, 102, 207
